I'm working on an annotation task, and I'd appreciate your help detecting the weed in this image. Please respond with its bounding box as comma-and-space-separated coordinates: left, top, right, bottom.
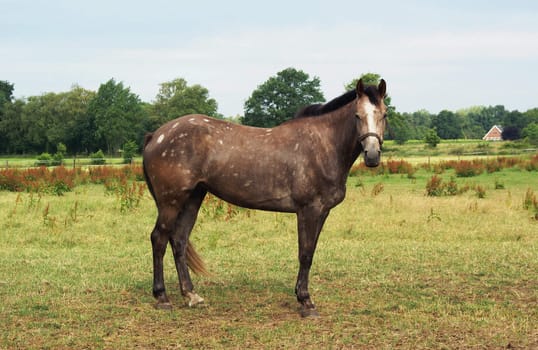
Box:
427, 207, 441, 222
475, 185, 487, 199
494, 178, 505, 190
426, 175, 444, 196
453, 160, 485, 177
523, 188, 538, 219
371, 182, 384, 196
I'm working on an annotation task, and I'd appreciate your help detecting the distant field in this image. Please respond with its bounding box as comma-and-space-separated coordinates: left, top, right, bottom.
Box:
0, 156, 537, 349
1, 139, 536, 169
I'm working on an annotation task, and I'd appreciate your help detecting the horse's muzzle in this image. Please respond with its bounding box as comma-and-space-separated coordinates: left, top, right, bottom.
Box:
362, 136, 382, 167
364, 149, 381, 167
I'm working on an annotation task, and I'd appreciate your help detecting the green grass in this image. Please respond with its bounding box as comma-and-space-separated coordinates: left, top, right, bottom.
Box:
1, 165, 537, 349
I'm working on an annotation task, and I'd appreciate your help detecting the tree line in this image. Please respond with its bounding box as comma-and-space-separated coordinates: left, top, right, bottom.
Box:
1, 68, 537, 156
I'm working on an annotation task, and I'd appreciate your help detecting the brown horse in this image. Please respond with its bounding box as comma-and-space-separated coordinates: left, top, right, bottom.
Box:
143, 79, 387, 317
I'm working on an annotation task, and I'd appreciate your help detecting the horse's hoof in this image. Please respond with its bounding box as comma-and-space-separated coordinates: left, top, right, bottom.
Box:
154, 301, 173, 310
300, 307, 320, 318
185, 292, 205, 307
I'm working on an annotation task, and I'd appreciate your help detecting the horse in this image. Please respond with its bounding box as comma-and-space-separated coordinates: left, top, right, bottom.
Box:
142, 78, 387, 317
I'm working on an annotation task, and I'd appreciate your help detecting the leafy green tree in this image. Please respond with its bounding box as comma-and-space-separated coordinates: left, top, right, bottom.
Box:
0, 81, 16, 152
0, 80, 14, 111
389, 112, 411, 144
122, 140, 138, 163
424, 128, 441, 147
53, 142, 66, 165
59, 86, 96, 154
524, 108, 538, 125
21, 93, 58, 153
151, 78, 219, 130
242, 68, 324, 127
431, 110, 463, 139
522, 122, 538, 146
404, 109, 433, 140
502, 110, 528, 131
87, 79, 145, 154
0, 99, 26, 153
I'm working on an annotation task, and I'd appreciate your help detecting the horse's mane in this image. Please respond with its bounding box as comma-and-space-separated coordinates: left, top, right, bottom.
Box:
295, 85, 381, 118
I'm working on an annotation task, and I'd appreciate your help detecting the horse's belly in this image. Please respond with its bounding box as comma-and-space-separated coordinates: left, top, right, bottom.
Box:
204, 175, 297, 213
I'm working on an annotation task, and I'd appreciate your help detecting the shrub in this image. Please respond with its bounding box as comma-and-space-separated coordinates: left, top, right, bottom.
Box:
90, 150, 106, 165
426, 175, 444, 196
426, 175, 468, 197
36, 153, 52, 166
453, 160, 484, 177
386, 159, 416, 178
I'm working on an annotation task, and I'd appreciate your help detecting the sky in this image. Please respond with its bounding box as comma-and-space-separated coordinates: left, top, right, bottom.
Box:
2, 0, 538, 117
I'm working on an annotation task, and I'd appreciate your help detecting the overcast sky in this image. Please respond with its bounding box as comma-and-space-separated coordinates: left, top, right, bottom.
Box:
2, 0, 538, 116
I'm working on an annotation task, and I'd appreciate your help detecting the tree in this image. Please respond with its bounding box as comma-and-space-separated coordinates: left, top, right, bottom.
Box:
242, 68, 324, 127
0, 99, 26, 153
524, 108, 538, 125
389, 112, 411, 144
502, 110, 528, 131
424, 128, 441, 147
404, 109, 433, 140
431, 110, 463, 139
87, 79, 146, 154
501, 126, 521, 140
344, 72, 381, 90
61, 86, 97, 154
522, 123, 538, 146
21, 93, 59, 153
151, 78, 219, 130
0, 81, 15, 153
122, 140, 138, 163
0, 80, 14, 108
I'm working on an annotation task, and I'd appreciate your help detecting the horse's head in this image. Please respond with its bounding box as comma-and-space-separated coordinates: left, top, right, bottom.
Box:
354, 79, 387, 167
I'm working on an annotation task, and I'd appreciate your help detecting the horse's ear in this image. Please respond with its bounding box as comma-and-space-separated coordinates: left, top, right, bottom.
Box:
378, 79, 386, 98
356, 79, 365, 97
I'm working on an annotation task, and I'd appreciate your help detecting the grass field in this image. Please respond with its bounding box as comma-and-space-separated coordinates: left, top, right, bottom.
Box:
1, 159, 537, 349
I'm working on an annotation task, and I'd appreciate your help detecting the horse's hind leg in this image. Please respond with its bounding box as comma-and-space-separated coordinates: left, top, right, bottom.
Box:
169, 187, 207, 307
151, 204, 185, 309
151, 222, 172, 309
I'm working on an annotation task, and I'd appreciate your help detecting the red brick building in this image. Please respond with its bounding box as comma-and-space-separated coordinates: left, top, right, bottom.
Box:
482, 125, 503, 141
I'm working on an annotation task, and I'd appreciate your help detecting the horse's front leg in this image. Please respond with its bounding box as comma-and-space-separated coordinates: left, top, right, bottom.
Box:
295, 207, 330, 317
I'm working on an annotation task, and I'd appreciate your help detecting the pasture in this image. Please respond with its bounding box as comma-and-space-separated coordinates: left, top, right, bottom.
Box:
0, 157, 537, 349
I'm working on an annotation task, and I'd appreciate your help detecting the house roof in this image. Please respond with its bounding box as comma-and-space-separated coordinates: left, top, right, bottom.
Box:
482, 125, 503, 140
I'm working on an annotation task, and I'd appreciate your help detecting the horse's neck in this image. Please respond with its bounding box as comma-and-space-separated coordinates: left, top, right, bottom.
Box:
328, 103, 362, 171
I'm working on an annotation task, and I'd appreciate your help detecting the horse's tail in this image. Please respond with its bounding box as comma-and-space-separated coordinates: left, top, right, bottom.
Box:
142, 133, 157, 200
186, 242, 210, 276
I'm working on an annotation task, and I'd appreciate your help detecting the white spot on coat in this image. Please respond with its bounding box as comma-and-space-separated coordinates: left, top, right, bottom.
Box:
172, 122, 179, 128
161, 151, 167, 157
157, 134, 165, 144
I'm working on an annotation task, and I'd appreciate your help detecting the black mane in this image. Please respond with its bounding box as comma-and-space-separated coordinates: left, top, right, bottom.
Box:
295, 85, 381, 118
